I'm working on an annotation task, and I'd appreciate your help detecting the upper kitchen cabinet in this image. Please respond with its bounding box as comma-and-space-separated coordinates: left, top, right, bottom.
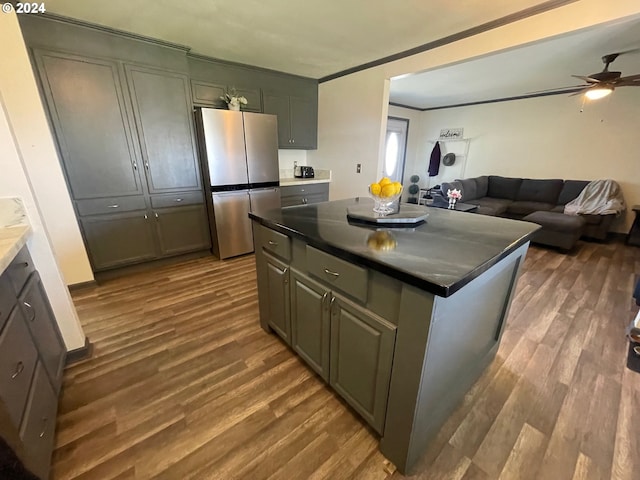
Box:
264, 92, 317, 149
125, 65, 202, 194
191, 80, 262, 112
33, 50, 144, 199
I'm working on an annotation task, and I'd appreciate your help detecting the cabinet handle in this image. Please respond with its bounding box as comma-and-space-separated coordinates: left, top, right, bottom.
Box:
11, 361, 24, 379
107, 204, 119, 208
330, 296, 337, 315
268, 240, 278, 246
175, 198, 183, 202
292, 138, 295, 144
321, 292, 328, 310
145, 162, 150, 170
133, 162, 138, 170
283, 267, 289, 284
323, 268, 340, 278
39, 418, 48, 438
23, 302, 35, 322
144, 214, 148, 220
154, 212, 159, 219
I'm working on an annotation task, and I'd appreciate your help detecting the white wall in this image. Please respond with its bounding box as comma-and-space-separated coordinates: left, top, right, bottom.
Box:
0, 95, 86, 350
0, 12, 93, 286
308, 0, 640, 205
277, 150, 307, 170
416, 91, 640, 232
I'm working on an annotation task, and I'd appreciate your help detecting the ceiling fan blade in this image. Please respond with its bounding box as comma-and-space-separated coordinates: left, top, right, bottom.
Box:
617, 74, 640, 82
571, 75, 600, 83
568, 90, 587, 97
615, 80, 640, 87
525, 85, 587, 94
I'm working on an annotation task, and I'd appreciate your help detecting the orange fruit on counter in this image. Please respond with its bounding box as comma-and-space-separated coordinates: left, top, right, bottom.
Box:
379, 177, 392, 187
370, 183, 382, 195
392, 181, 402, 194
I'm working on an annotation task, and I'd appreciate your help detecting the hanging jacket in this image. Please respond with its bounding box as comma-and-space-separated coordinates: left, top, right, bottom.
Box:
428, 142, 441, 177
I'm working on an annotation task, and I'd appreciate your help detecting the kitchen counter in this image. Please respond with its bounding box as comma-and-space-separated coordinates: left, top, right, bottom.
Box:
250, 198, 537, 474
249, 197, 538, 297
279, 168, 331, 186
0, 198, 31, 274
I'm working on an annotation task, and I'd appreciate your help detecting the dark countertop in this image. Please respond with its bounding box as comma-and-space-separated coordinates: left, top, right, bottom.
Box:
249, 198, 539, 297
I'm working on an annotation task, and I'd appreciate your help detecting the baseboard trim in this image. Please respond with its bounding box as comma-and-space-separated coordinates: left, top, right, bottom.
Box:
65, 337, 93, 365
68, 279, 98, 291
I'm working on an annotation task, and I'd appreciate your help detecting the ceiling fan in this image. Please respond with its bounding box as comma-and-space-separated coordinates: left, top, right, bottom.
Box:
532, 52, 640, 99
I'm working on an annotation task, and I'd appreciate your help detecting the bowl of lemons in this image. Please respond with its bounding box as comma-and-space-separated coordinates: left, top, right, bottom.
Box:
369, 177, 403, 215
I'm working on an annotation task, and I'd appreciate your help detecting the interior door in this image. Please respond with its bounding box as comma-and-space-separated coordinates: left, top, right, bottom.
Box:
384, 117, 409, 183
212, 191, 253, 259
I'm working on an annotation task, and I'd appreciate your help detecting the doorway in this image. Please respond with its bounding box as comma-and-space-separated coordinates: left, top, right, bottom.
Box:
384, 117, 408, 183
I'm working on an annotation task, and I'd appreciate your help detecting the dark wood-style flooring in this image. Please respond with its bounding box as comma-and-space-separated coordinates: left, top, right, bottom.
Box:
54, 239, 640, 479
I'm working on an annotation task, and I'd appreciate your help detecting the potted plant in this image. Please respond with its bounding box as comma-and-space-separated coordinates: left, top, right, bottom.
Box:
221, 88, 248, 111
408, 175, 420, 204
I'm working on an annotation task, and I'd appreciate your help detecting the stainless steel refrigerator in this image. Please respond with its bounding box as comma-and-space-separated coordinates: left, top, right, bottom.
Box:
195, 108, 281, 259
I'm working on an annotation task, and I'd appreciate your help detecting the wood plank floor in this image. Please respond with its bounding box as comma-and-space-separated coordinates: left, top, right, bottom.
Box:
53, 239, 640, 479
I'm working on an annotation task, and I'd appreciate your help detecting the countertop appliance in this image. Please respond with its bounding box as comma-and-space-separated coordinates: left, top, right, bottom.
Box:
294, 166, 315, 178
195, 108, 281, 259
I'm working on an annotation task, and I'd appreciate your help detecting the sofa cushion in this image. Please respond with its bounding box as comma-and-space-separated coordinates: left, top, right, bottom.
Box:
458, 178, 477, 201
557, 180, 590, 205
517, 179, 563, 204
523, 211, 586, 233
475, 176, 489, 198
488, 176, 522, 200
580, 214, 605, 225
507, 201, 556, 216
473, 197, 512, 216
551, 205, 564, 213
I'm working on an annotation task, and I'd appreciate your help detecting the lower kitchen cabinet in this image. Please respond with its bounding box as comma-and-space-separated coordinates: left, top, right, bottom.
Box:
80, 211, 157, 270
154, 204, 211, 256
329, 294, 396, 434
0, 246, 66, 480
263, 253, 291, 343
290, 271, 330, 381
280, 183, 329, 207
254, 227, 397, 434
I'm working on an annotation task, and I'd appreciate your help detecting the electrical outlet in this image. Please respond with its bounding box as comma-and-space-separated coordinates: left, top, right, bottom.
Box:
356, 163, 361, 173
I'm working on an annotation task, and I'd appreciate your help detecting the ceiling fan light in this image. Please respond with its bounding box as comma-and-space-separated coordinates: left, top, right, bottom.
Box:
585, 87, 613, 100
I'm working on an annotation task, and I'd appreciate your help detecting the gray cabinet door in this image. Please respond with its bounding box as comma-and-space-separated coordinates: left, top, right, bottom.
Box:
191, 80, 226, 108
34, 50, 143, 199
80, 211, 157, 270
154, 204, 211, 256
263, 253, 291, 344
290, 95, 317, 149
263, 92, 291, 147
290, 272, 330, 381
19, 274, 65, 392
126, 65, 201, 193
234, 87, 262, 113
330, 294, 396, 434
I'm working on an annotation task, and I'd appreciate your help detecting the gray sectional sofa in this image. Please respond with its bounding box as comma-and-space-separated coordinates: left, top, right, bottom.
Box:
440, 176, 615, 250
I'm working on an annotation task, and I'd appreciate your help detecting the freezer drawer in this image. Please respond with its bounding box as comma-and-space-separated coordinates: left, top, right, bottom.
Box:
212, 191, 254, 259
249, 187, 281, 217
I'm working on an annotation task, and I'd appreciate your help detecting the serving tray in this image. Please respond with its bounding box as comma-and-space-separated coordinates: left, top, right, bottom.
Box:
346, 204, 430, 225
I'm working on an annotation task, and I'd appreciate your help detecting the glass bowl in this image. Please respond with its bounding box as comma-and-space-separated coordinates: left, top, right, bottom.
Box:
369, 185, 403, 215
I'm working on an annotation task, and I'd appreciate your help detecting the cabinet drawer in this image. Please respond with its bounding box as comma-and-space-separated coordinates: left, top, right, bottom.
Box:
151, 192, 203, 209
307, 246, 368, 303
258, 225, 291, 261
281, 183, 328, 197
6, 247, 35, 296
20, 362, 57, 480
76, 196, 147, 216
19, 273, 65, 391
0, 273, 15, 332
0, 307, 38, 428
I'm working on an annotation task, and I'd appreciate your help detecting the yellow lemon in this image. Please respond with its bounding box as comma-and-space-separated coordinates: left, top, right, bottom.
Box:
381, 184, 396, 198
370, 183, 381, 196
379, 177, 392, 187
392, 182, 402, 195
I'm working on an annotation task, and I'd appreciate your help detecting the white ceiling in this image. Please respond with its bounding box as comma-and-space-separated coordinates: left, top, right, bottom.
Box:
46, 0, 549, 78
389, 15, 640, 109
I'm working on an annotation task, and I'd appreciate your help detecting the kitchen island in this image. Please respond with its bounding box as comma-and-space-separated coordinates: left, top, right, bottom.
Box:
249, 198, 539, 474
